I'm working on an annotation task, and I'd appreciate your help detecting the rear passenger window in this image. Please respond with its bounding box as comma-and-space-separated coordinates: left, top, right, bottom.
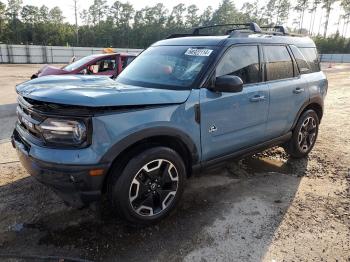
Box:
290, 45, 311, 74
264, 45, 294, 81
299, 48, 320, 72
216, 45, 260, 84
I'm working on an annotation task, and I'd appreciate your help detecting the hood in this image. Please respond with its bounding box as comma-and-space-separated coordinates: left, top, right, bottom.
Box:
38, 65, 67, 77
16, 75, 191, 107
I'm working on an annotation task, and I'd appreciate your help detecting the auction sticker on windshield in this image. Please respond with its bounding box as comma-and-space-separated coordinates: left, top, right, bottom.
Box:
185, 48, 213, 56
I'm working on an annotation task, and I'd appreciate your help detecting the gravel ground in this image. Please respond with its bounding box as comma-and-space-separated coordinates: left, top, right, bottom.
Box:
0, 64, 349, 261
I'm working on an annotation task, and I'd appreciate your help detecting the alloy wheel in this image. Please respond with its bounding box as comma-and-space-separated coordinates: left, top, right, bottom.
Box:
298, 116, 317, 152
128, 159, 179, 217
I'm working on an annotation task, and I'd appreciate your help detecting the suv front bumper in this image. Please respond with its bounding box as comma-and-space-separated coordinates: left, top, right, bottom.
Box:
11, 129, 108, 208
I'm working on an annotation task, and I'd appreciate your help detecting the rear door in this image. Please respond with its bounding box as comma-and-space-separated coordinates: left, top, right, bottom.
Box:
263, 45, 309, 139
291, 46, 327, 102
200, 45, 270, 161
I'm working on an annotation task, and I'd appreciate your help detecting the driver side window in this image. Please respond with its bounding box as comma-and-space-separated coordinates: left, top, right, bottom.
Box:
216, 45, 260, 84
97, 59, 116, 72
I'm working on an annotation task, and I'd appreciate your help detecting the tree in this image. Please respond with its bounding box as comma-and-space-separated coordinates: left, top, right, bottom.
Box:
0, 1, 6, 40
110, 1, 122, 25
275, 0, 291, 24
241, 1, 259, 21
341, 0, 350, 36
6, 0, 23, 43
211, 0, 240, 25
294, 0, 309, 32
264, 0, 277, 24
49, 6, 64, 24
119, 3, 134, 26
39, 5, 49, 23
322, 0, 336, 37
309, 0, 321, 35
167, 4, 186, 29
199, 6, 213, 26
88, 0, 108, 25
20, 5, 39, 24
186, 5, 199, 28
6, 0, 22, 19
80, 9, 91, 25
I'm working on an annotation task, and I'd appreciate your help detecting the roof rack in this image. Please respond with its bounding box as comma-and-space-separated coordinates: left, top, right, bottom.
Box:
166, 23, 304, 39
192, 23, 262, 35
166, 22, 262, 39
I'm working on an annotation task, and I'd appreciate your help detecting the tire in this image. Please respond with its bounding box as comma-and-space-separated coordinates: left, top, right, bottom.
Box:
108, 147, 186, 225
284, 109, 319, 158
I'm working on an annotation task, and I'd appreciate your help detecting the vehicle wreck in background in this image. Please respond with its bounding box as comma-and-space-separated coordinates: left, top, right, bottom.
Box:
31, 53, 136, 79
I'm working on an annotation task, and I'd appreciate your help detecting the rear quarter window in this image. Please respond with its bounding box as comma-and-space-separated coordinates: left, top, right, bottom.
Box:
290, 45, 311, 74
299, 47, 320, 73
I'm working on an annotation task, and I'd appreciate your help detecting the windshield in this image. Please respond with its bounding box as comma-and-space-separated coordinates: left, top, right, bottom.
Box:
63, 55, 96, 72
116, 46, 214, 89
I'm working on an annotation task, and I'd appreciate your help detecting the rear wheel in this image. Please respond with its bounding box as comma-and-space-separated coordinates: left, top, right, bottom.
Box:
284, 110, 319, 158
108, 147, 186, 225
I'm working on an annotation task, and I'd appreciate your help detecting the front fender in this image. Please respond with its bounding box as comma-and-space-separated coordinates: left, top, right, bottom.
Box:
100, 126, 199, 164
92, 90, 201, 165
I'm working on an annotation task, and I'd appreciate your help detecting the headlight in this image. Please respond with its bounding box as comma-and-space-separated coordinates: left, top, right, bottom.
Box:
39, 118, 87, 145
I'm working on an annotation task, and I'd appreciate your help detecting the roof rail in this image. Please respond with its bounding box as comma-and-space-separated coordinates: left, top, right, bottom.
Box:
260, 25, 288, 34
165, 23, 304, 40
260, 25, 303, 36
166, 33, 205, 39
166, 23, 262, 39
192, 22, 262, 35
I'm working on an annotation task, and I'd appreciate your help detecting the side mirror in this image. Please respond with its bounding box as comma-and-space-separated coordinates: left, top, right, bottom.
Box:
214, 75, 243, 93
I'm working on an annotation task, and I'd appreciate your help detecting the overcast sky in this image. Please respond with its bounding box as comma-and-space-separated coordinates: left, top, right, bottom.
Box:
21, 0, 346, 37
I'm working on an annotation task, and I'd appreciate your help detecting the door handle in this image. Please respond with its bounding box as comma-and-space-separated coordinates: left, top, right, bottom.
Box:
293, 87, 305, 94
250, 95, 266, 102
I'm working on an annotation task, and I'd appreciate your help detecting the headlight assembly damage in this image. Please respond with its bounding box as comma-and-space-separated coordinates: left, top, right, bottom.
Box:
39, 118, 87, 145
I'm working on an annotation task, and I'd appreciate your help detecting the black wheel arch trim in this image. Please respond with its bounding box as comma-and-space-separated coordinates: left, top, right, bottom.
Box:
291, 96, 323, 130
100, 126, 199, 165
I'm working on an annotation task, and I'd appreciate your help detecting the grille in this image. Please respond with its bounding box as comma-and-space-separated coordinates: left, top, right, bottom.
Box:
17, 97, 45, 141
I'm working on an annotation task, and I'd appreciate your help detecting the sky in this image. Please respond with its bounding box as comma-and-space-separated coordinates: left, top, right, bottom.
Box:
21, 0, 347, 37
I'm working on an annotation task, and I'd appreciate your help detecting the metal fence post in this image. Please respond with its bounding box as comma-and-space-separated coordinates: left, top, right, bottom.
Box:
6, 44, 13, 64
25, 44, 30, 63
0, 45, 3, 63
42, 45, 47, 64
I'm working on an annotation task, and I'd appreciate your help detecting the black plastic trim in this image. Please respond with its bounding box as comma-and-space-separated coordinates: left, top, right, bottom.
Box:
100, 127, 200, 164
195, 132, 292, 171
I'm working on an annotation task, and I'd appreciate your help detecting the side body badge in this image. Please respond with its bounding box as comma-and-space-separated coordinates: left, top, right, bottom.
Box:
209, 125, 217, 133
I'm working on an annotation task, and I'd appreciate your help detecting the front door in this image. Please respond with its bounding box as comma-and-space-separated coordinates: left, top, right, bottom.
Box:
200, 45, 270, 161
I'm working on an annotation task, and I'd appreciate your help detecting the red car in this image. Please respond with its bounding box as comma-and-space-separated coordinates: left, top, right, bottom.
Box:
31, 53, 137, 79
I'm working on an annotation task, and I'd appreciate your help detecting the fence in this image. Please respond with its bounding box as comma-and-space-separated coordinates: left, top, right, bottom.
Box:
0, 44, 143, 64
1, 44, 350, 64
319, 54, 350, 63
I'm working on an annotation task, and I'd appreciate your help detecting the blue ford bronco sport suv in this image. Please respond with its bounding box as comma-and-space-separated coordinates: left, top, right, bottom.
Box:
12, 23, 327, 225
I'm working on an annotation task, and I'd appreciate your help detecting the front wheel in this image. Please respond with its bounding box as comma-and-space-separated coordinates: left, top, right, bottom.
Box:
108, 147, 186, 225
284, 110, 319, 158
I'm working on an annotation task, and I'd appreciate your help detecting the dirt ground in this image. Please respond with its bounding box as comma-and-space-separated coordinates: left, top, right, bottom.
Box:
0, 64, 63, 141
0, 64, 349, 261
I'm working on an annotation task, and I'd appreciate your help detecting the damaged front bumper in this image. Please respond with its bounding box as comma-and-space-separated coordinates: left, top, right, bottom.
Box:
11, 128, 108, 208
